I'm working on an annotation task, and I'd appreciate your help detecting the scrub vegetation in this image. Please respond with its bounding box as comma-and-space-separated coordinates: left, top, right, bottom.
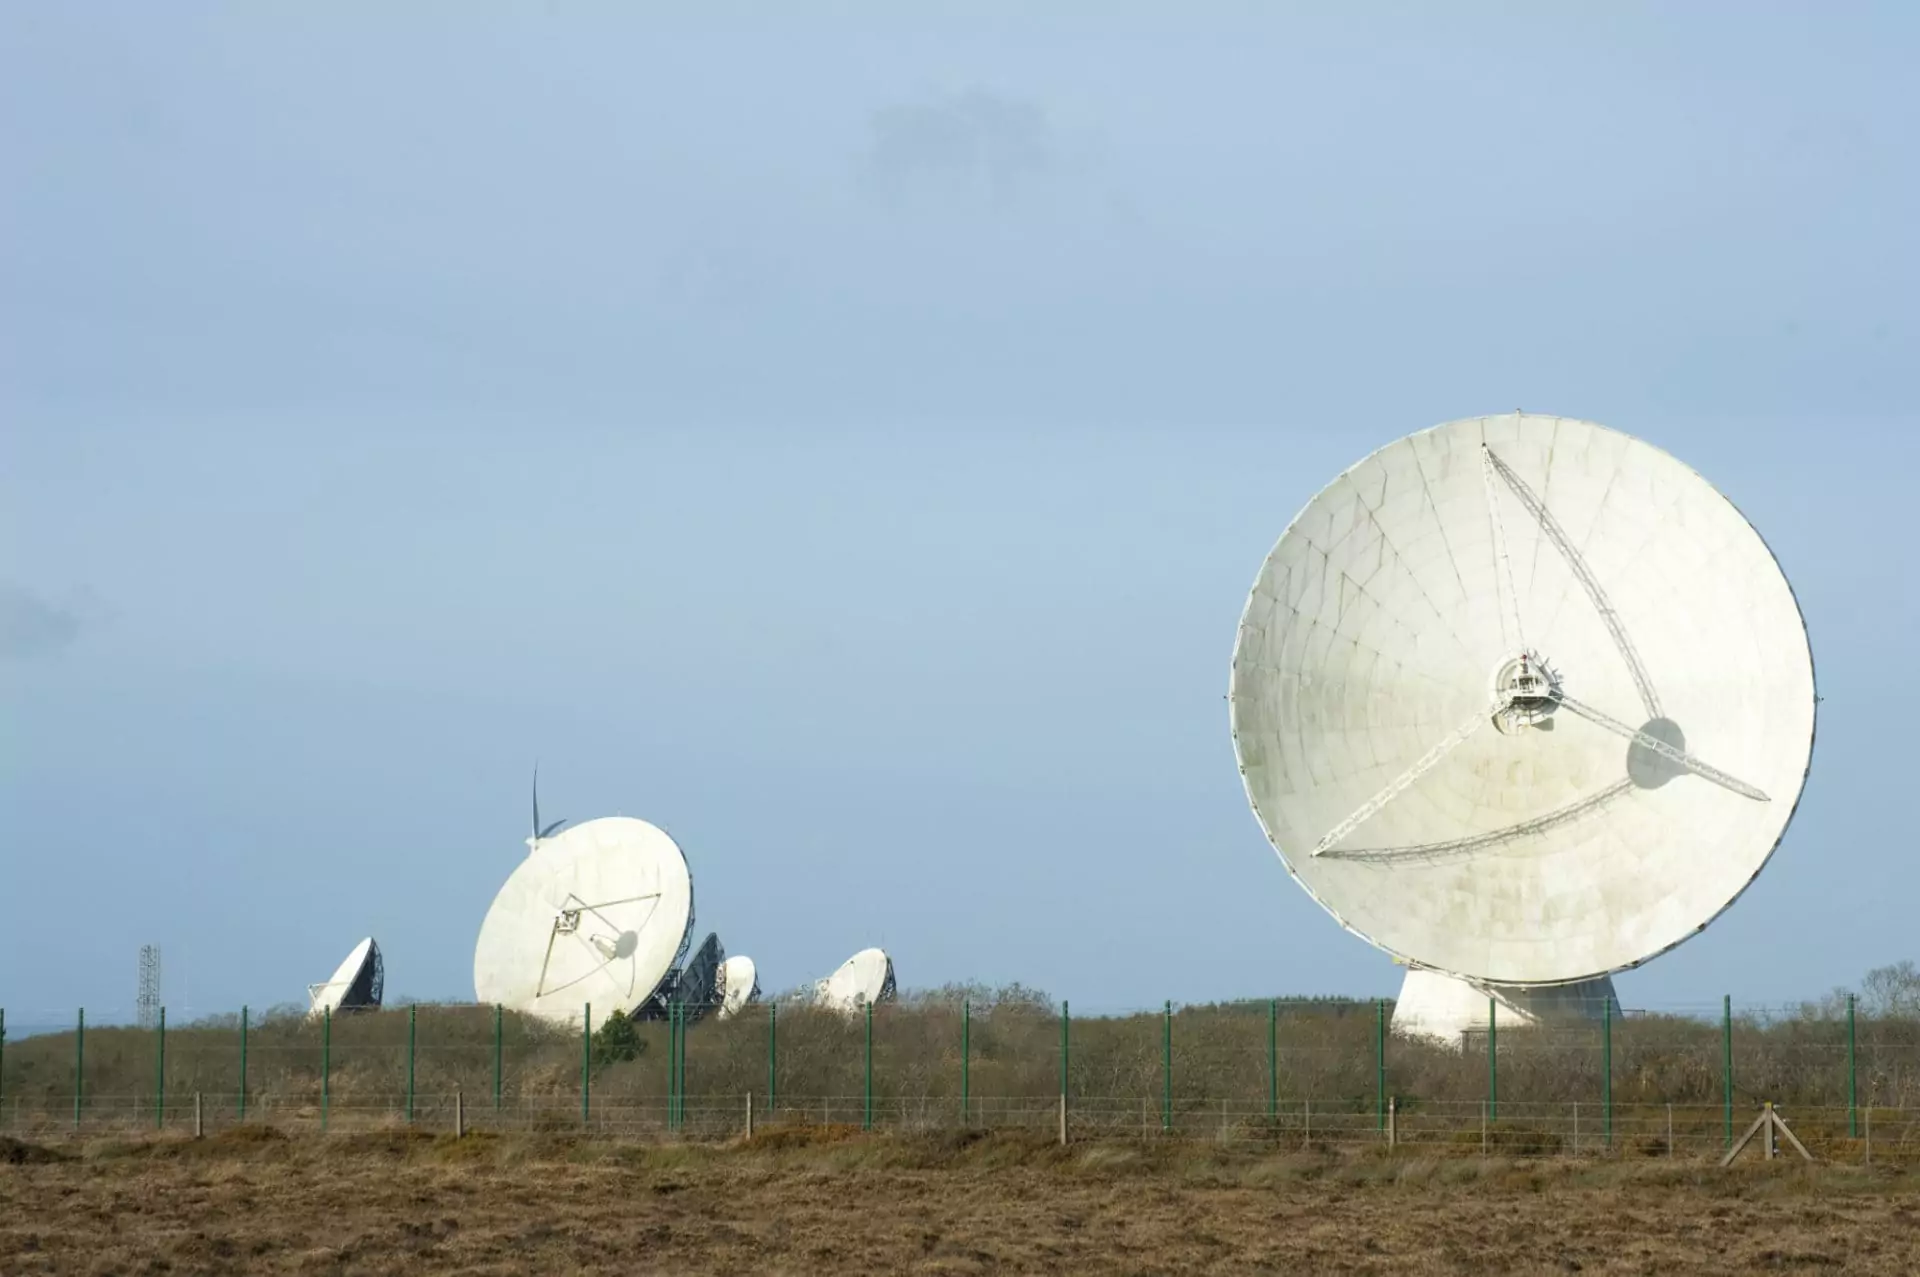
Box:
3, 966, 1917, 1162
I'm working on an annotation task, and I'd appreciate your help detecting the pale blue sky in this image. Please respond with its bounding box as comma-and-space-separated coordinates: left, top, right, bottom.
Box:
3, 3, 1915, 1026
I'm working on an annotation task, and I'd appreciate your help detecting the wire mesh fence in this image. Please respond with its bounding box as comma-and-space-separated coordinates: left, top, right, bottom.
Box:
3, 995, 1917, 1162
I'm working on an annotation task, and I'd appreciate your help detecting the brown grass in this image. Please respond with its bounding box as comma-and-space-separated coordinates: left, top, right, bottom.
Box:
4, 1129, 1920, 1274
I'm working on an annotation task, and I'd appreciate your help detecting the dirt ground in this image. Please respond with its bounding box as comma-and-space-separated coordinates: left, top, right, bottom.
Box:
4, 1128, 1919, 1275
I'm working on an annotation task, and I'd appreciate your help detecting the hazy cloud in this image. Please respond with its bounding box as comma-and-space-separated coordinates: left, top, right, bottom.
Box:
0, 583, 83, 659
861, 90, 1057, 206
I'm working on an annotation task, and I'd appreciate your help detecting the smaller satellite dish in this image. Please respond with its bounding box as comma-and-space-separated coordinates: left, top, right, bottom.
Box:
814, 947, 896, 1013
716, 955, 761, 1019
307, 937, 384, 1018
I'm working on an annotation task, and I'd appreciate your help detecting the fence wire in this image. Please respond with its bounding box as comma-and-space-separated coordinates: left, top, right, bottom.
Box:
2, 998, 1916, 1161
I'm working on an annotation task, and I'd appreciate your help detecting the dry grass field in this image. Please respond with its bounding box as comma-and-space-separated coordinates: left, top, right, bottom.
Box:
5, 1127, 1920, 1275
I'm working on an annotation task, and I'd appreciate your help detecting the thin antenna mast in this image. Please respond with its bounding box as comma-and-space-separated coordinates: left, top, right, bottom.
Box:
137, 945, 162, 1029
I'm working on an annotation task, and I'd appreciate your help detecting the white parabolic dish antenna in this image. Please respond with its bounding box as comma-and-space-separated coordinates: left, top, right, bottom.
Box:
473, 817, 694, 1026
1229, 414, 1815, 1032
716, 955, 760, 1019
307, 937, 384, 1017
816, 948, 897, 1012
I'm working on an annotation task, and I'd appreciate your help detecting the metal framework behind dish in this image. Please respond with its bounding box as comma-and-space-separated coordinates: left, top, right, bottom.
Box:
657, 871, 697, 1006
356, 944, 386, 1011
670, 933, 726, 1025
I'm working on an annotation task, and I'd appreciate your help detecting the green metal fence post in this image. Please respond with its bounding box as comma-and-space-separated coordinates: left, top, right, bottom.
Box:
863, 1001, 874, 1132
74, 1008, 84, 1130
960, 999, 969, 1124
1059, 1000, 1069, 1112
0, 1007, 6, 1121
1374, 999, 1385, 1132
493, 1003, 503, 1114
674, 1002, 684, 1130
1488, 996, 1498, 1123
668, 1002, 680, 1131
1847, 992, 1858, 1139
155, 1006, 167, 1130
321, 1007, 331, 1133
1267, 998, 1278, 1120
406, 1004, 416, 1125
1602, 996, 1613, 1149
767, 1002, 777, 1118
1162, 1000, 1172, 1133
582, 1003, 591, 1128
238, 1005, 248, 1122
1722, 994, 1733, 1149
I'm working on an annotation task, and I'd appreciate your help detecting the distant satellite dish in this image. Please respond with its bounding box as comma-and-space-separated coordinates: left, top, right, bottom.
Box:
813, 947, 897, 1013
1229, 413, 1816, 1040
716, 955, 761, 1019
474, 816, 694, 1026
307, 937, 384, 1017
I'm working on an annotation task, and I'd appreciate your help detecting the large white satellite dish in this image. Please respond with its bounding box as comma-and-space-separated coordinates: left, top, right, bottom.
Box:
716, 954, 761, 1019
1229, 413, 1816, 1039
473, 816, 694, 1027
813, 947, 897, 1013
307, 937, 384, 1018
